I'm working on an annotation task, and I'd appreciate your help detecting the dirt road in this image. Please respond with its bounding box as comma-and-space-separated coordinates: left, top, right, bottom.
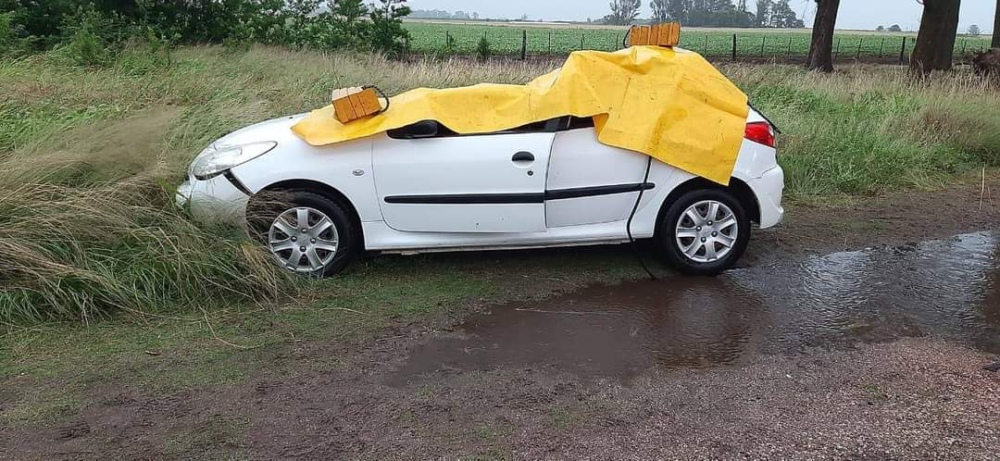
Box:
2, 186, 999, 460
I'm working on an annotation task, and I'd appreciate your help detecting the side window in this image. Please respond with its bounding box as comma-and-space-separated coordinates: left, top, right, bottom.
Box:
388, 118, 560, 140
503, 120, 553, 134
566, 116, 595, 130
387, 116, 595, 140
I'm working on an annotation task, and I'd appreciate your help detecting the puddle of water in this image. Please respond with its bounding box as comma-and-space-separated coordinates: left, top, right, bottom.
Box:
391, 233, 1000, 382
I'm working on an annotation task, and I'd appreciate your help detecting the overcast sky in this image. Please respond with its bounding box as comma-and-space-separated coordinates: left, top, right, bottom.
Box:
407, 0, 996, 33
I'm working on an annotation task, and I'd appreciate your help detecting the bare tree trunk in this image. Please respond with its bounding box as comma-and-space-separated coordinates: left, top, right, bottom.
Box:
806, 0, 840, 72
933, 0, 961, 70
993, 0, 1000, 48
911, 0, 961, 76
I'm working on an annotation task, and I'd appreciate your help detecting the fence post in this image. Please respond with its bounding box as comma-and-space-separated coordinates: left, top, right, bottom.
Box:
760, 36, 766, 58
704, 34, 709, 54
899, 36, 907, 63
732, 33, 737, 60
580, 33, 585, 50
961, 39, 966, 55
834, 38, 841, 60
786, 36, 792, 56
548, 31, 552, 54
520, 30, 527, 60
856, 38, 863, 59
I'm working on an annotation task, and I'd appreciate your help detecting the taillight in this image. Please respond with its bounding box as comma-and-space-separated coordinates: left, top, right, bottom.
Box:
745, 122, 775, 148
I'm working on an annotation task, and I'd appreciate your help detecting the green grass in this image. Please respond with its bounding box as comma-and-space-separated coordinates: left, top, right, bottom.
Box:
1, 44, 998, 429
404, 21, 994, 58
729, 63, 1000, 196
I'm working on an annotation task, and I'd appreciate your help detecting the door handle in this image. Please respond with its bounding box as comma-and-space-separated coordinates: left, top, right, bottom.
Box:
512, 152, 535, 162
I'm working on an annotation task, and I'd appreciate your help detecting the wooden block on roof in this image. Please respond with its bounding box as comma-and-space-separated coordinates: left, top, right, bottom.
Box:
332, 87, 383, 124
628, 22, 681, 48
356, 87, 383, 115
658, 23, 681, 47
629, 26, 650, 47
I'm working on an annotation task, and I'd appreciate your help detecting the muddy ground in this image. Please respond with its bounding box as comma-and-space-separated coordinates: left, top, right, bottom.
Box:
2, 185, 1000, 460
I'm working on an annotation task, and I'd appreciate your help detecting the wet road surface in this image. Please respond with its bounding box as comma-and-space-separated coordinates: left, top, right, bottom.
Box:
393, 232, 1000, 382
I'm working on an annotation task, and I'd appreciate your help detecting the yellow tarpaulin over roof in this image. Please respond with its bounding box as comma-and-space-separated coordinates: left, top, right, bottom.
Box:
292, 46, 749, 185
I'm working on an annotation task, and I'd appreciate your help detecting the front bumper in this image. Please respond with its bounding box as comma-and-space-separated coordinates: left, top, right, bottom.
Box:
747, 166, 784, 229
176, 172, 252, 226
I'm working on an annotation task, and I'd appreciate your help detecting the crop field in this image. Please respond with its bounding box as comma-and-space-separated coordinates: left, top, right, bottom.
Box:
404, 21, 994, 60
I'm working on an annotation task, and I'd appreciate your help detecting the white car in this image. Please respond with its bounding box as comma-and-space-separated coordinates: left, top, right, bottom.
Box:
178, 110, 783, 276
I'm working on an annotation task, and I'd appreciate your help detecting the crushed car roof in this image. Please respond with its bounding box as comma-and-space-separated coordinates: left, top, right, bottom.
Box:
292, 46, 749, 185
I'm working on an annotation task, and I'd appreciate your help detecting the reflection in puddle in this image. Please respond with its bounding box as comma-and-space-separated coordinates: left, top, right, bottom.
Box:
392, 233, 999, 382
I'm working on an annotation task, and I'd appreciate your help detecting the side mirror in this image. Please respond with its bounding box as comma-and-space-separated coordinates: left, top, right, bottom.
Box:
388, 120, 439, 139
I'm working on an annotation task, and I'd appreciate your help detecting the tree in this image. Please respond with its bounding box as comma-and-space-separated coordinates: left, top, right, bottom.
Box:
911, 0, 961, 76
876, 25, 885, 32
651, 0, 689, 23
651, 0, 667, 22
806, 0, 840, 72
993, 0, 999, 48
889, 24, 902, 32
769, 0, 804, 28
680, 0, 753, 27
967, 24, 980, 36
368, 0, 411, 56
608, 0, 642, 25
755, 0, 770, 27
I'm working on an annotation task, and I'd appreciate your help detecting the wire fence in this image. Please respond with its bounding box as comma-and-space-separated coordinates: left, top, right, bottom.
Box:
406, 25, 995, 64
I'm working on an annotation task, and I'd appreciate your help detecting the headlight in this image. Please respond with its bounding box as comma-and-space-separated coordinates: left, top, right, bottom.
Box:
190, 141, 277, 180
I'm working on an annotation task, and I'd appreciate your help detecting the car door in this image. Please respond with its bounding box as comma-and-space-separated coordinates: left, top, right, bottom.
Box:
545, 117, 652, 228
372, 121, 555, 233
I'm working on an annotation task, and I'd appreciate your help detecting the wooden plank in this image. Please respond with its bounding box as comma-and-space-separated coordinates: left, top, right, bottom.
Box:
357, 88, 383, 115
333, 96, 356, 124
630, 26, 650, 47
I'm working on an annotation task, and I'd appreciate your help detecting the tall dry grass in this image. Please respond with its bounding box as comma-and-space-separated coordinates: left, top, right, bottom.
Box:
0, 47, 553, 326
1, 46, 997, 325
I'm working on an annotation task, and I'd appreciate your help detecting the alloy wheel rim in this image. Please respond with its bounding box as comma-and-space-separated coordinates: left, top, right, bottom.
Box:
675, 200, 738, 263
268, 207, 339, 273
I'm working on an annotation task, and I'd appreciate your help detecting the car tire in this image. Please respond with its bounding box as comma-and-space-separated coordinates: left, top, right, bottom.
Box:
656, 189, 750, 276
247, 189, 359, 277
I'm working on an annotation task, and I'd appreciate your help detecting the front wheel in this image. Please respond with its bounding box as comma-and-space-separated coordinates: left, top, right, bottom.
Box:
657, 189, 750, 276
248, 190, 359, 277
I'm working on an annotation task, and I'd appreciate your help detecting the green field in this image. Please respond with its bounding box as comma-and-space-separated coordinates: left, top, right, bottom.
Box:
404, 21, 994, 59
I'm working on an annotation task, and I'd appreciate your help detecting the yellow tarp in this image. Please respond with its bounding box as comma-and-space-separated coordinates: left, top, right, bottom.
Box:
292, 46, 749, 185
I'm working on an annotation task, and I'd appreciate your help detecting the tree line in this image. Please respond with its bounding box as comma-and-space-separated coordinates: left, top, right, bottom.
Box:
0, 0, 413, 60
608, 0, 804, 28
410, 9, 481, 21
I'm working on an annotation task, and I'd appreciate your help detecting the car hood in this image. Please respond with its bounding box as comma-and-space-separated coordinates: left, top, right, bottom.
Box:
214, 114, 308, 146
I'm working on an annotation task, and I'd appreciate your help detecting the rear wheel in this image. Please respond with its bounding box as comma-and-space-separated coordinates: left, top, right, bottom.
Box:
657, 189, 750, 276
248, 190, 358, 277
